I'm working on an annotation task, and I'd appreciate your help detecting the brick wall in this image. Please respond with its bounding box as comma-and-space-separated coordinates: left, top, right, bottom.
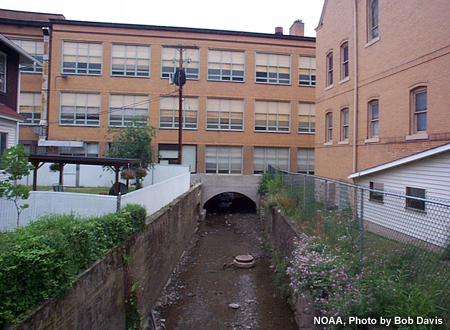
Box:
315, 0, 450, 181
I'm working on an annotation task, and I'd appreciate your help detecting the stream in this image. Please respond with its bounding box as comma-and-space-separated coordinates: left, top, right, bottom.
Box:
154, 213, 298, 329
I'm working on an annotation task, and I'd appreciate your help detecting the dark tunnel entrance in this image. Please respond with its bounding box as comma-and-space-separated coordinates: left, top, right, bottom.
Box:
203, 192, 256, 214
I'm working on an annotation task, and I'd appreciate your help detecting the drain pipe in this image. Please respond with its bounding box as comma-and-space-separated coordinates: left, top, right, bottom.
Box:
352, 0, 359, 174
39, 27, 50, 141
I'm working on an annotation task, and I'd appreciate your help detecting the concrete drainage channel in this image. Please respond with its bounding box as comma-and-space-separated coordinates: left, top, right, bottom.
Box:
153, 213, 298, 330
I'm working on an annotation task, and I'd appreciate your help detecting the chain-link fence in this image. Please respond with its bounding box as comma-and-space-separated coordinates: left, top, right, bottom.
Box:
267, 165, 450, 309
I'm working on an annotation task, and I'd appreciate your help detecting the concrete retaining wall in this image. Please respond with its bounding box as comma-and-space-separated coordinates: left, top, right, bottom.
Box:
260, 203, 319, 330
7, 184, 202, 330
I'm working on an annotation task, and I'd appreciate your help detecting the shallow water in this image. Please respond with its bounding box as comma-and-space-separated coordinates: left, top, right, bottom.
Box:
157, 213, 298, 330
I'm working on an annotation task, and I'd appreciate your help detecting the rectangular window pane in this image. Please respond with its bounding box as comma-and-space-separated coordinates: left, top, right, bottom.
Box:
62, 41, 103, 75
111, 44, 150, 77
253, 147, 289, 174
108, 94, 149, 127
256, 53, 291, 85
159, 96, 198, 129
205, 146, 242, 174
255, 100, 290, 132
60, 92, 100, 126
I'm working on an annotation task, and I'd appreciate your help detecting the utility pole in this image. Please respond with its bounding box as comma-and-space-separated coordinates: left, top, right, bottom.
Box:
164, 43, 199, 165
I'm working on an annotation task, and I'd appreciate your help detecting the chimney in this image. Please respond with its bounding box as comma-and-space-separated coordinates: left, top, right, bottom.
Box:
275, 27, 283, 35
289, 20, 304, 36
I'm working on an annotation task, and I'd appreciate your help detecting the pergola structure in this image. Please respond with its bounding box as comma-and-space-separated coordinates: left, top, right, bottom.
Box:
28, 155, 141, 194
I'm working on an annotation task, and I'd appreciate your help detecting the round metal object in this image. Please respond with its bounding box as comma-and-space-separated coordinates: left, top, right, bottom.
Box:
233, 254, 255, 268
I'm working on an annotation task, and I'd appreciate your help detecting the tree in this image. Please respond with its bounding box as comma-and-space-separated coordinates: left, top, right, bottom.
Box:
0, 145, 34, 226
106, 118, 157, 189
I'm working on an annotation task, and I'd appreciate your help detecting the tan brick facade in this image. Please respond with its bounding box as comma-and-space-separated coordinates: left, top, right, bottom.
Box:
315, 0, 450, 181
0, 10, 316, 175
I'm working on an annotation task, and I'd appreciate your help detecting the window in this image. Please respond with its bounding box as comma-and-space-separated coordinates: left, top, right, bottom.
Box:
12, 39, 44, 73
297, 148, 315, 174
326, 112, 333, 142
109, 94, 149, 127
205, 146, 243, 174
411, 87, 427, 133
341, 108, 349, 141
298, 55, 316, 86
207, 50, 245, 82
369, 182, 384, 202
111, 44, 150, 77
254, 147, 289, 174
159, 96, 198, 129
254, 100, 290, 132
367, 100, 380, 138
60, 92, 100, 126
255, 53, 291, 85
0, 53, 6, 93
158, 144, 197, 172
62, 41, 102, 75
326, 52, 333, 87
206, 98, 244, 131
298, 103, 315, 133
368, 0, 379, 41
161, 47, 199, 80
340, 42, 349, 80
0, 133, 7, 162
19, 92, 41, 125
60, 142, 99, 157
406, 187, 426, 211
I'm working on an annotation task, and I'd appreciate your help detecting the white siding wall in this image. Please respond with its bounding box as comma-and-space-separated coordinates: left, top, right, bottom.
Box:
356, 152, 450, 247
0, 119, 19, 181
357, 152, 450, 201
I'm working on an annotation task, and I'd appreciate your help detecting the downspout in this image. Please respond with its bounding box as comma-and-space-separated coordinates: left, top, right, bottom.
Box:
39, 27, 50, 141
352, 0, 359, 174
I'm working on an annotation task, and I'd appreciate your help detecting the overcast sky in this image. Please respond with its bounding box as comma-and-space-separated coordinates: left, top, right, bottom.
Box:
1, 0, 324, 37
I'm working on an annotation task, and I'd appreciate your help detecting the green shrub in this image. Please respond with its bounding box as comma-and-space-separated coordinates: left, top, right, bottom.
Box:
0, 204, 146, 328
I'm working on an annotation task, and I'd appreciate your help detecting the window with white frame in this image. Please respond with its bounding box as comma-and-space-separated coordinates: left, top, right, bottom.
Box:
298, 102, 315, 133
60, 92, 100, 126
62, 41, 102, 75
253, 147, 289, 174
326, 112, 333, 142
297, 148, 315, 174
340, 42, 349, 80
298, 55, 316, 86
111, 44, 150, 77
254, 100, 290, 132
206, 98, 244, 131
368, 0, 379, 41
341, 108, 349, 141
12, 39, 44, 73
368, 100, 379, 138
406, 186, 426, 211
159, 95, 198, 129
161, 47, 199, 80
326, 52, 333, 87
0, 53, 6, 93
207, 49, 245, 82
255, 52, 291, 85
369, 181, 384, 202
205, 145, 243, 174
109, 94, 149, 127
59, 142, 99, 157
19, 92, 41, 125
411, 87, 427, 134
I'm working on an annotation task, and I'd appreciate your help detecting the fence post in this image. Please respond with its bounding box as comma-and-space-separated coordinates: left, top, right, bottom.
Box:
359, 188, 364, 257
116, 192, 121, 212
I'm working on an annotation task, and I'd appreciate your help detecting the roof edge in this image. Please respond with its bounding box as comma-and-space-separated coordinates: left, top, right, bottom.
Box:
349, 143, 450, 179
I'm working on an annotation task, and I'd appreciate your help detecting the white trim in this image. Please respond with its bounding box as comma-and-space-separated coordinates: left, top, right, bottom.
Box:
0, 34, 43, 66
38, 140, 84, 147
349, 143, 450, 179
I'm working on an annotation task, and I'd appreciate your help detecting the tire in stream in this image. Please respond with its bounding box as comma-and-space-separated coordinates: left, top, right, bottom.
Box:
155, 213, 298, 329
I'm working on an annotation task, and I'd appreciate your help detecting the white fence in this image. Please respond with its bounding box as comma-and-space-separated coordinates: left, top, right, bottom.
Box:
1, 167, 191, 232
18, 163, 190, 188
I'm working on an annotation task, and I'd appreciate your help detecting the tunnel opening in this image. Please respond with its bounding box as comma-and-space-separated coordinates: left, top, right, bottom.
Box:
204, 192, 256, 214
